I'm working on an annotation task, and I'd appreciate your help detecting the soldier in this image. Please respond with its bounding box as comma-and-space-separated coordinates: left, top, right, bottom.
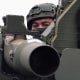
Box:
26, 3, 57, 80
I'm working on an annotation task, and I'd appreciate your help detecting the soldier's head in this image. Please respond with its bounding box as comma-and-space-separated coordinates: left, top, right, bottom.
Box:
27, 3, 57, 33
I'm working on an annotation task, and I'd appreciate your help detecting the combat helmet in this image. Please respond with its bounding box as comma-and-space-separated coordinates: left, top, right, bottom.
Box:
27, 3, 57, 30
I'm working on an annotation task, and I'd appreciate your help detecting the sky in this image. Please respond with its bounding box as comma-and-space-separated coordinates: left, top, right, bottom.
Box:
0, 0, 58, 26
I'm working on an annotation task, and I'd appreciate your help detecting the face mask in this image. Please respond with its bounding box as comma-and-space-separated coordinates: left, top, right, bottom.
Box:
31, 28, 46, 39
36, 28, 46, 34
